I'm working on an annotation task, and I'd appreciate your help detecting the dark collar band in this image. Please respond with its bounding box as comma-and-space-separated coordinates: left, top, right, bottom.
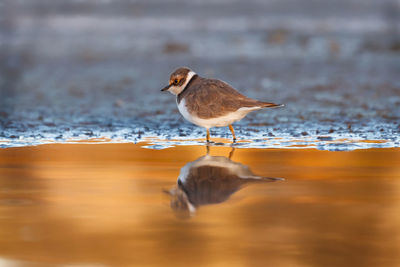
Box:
178, 74, 198, 96
177, 74, 198, 100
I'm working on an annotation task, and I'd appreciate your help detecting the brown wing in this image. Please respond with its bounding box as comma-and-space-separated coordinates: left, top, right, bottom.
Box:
184, 78, 265, 119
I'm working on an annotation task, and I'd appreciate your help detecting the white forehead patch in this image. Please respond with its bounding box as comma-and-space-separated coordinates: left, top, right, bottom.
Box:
168, 71, 196, 95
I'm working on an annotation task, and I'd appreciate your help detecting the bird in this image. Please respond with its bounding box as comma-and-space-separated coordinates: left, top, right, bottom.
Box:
161, 67, 283, 142
164, 147, 283, 218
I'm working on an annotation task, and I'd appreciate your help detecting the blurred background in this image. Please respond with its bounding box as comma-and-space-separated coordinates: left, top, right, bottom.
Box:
0, 0, 399, 147
1, 2, 400, 265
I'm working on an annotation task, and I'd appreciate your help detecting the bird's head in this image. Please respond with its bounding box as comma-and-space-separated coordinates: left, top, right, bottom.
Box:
161, 67, 196, 95
164, 187, 196, 219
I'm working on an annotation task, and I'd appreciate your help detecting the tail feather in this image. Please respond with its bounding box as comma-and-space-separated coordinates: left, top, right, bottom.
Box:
240, 175, 285, 182
260, 102, 284, 108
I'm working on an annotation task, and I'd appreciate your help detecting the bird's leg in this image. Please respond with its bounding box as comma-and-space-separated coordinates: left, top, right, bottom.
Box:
228, 146, 236, 159
206, 129, 210, 143
206, 144, 210, 155
229, 124, 236, 142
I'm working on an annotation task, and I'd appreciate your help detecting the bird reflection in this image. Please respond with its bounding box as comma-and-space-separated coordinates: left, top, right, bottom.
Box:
165, 146, 283, 218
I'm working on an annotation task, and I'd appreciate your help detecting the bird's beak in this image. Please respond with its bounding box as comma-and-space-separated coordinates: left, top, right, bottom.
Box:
161, 84, 171, 92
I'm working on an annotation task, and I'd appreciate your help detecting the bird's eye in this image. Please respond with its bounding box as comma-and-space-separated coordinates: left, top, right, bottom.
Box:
174, 79, 179, 85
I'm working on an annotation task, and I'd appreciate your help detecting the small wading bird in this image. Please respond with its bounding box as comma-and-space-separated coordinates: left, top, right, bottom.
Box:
161, 67, 283, 142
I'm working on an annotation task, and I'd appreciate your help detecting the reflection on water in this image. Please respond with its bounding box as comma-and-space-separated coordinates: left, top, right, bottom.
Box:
166, 147, 283, 218
0, 144, 400, 266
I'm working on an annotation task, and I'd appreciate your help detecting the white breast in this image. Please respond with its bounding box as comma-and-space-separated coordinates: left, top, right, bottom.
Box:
177, 99, 260, 129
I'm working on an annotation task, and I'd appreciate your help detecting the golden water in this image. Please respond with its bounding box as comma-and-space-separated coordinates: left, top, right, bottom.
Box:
0, 144, 399, 266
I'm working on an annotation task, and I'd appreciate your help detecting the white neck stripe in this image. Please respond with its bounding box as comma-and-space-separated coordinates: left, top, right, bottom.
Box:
181, 71, 196, 92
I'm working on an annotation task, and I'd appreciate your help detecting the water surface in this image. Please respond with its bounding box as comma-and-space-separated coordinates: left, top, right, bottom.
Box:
0, 144, 399, 266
